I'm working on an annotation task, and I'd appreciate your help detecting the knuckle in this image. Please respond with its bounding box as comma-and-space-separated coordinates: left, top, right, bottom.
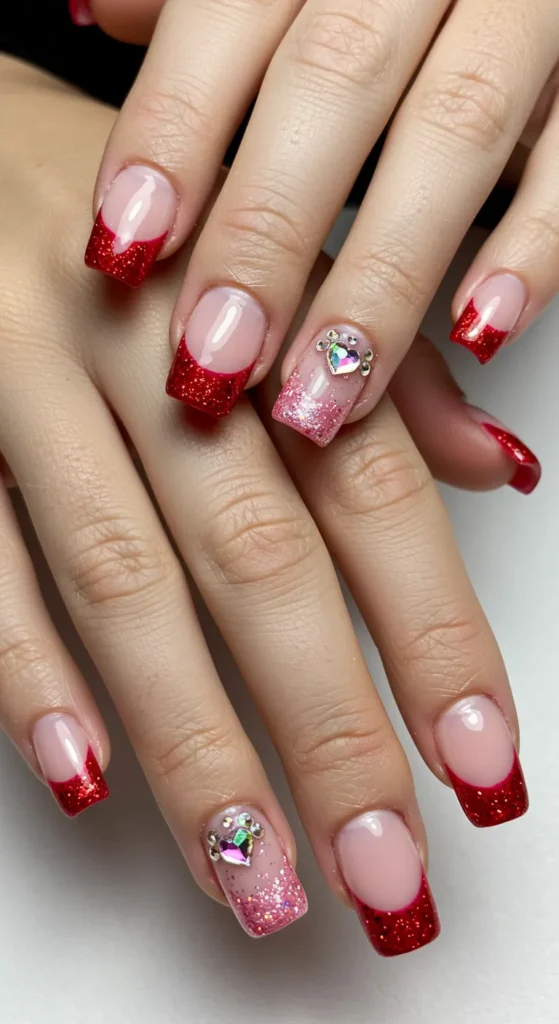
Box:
149, 719, 239, 785
132, 75, 215, 161
518, 210, 559, 258
202, 484, 317, 587
66, 512, 176, 613
290, 699, 391, 781
399, 610, 486, 695
220, 185, 308, 268
418, 63, 512, 152
345, 246, 428, 312
291, 4, 395, 91
326, 435, 431, 519
0, 633, 53, 691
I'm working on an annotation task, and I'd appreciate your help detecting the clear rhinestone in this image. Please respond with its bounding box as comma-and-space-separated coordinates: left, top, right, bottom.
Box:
251, 823, 264, 839
326, 330, 340, 341
360, 362, 371, 377
207, 829, 218, 845
363, 348, 374, 362
221, 816, 233, 829
316, 338, 329, 351
347, 336, 358, 347
209, 848, 221, 862
237, 812, 253, 828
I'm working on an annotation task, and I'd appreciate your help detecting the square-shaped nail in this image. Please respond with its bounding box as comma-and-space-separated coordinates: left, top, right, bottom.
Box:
85, 165, 177, 287
166, 287, 267, 418
435, 695, 528, 827
272, 325, 375, 447
335, 810, 440, 956
451, 274, 527, 363
204, 805, 308, 937
33, 713, 108, 817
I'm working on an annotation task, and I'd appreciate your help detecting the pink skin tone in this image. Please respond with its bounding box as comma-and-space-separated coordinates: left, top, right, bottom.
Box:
184, 287, 267, 374
205, 804, 308, 938
69, 0, 96, 26
272, 325, 374, 447
435, 696, 516, 789
336, 810, 423, 913
33, 713, 91, 783
99, 165, 177, 254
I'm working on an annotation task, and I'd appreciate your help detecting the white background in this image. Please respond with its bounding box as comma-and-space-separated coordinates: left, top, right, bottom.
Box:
0, 223, 557, 1023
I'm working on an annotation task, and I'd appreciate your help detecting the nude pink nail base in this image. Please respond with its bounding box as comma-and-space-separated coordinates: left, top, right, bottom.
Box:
451, 274, 527, 364
205, 805, 308, 938
435, 696, 528, 827
335, 810, 440, 957
33, 713, 108, 817
166, 288, 267, 417
272, 325, 376, 447
85, 165, 177, 287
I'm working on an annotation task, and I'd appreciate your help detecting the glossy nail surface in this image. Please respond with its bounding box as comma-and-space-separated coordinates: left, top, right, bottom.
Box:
475, 415, 541, 495
435, 696, 528, 827
451, 274, 527, 363
85, 165, 177, 287
335, 810, 440, 957
205, 805, 307, 937
33, 713, 108, 817
69, 0, 96, 25
166, 288, 267, 417
272, 325, 375, 447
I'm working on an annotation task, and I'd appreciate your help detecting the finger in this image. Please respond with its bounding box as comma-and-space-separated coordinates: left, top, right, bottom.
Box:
0, 483, 109, 816
450, 87, 559, 362
97, 335, 440, 957
390, 335, 541, 495
265, 388, 528, 829
272, 0, 559, 444
0, 371, 307, 936
166, 0, 450, 417
85, 0, 303, 286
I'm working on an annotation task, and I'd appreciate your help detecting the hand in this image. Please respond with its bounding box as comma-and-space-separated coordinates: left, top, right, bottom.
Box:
82, 0, 557, 449
1, 56, 528, 956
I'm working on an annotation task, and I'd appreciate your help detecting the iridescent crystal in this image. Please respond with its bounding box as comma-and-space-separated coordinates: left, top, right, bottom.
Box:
327, 343, 361, 375
237, 813, 253, 827
218, 828, 254, 866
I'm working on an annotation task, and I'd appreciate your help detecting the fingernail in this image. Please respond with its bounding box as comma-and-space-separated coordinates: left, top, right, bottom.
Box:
166, 288, 267, 418
335, 810, 440, 957
32, 713, 108, 817
85, 165, 178, 288
435, 695, 528, 828
468, 407, 541, 495
450, 274, 527, 363
204, 805, 308, 937
69, 0, 96, 25
272, 325, 376, 447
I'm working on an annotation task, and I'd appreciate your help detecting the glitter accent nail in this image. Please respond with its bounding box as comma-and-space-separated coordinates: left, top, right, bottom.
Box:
204, 805, 308, 938
272, 325, 375, 447
33, 714, 108, 818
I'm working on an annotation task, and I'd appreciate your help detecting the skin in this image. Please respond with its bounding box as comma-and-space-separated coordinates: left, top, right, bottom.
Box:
0, 55, 521, 919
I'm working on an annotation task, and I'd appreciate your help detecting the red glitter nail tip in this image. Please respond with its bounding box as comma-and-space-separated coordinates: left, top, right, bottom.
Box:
446, 752, 528, 828
450, 300, 508, 364
480, 422, 541, 495
350, 873, 440, 957
84, 211, 167, 288
166, 335, 253, 418
48, 747, 109, 818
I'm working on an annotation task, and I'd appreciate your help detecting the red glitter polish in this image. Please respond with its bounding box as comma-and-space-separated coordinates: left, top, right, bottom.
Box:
450, 300, 508, 364
166, 335, 253, 418
84, 212, 167, 289
479, 422, 541, 495
48, 747, 109, 818
69, 0, 96, 25
351, 873, 440, 957
445, 754, 528, 828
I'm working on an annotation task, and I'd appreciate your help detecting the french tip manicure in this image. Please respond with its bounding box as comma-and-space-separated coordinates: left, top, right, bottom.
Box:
335, 810, 440, 956
450, 274, 527, 364
472, 416, 542, 495
435, 696, 529, 828
33, 713, 108, 817
84, 166, 177, 287
204, 805, 308, 938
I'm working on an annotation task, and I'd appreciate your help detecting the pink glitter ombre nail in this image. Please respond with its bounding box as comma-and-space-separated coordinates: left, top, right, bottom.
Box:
272, 325, 375, 447
205, 805, 308, 938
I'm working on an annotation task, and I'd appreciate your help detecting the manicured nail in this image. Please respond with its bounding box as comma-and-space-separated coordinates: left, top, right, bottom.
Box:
272, 325, 376, 447
33, 713, 108, 817
435, 696, 528, 828
166, 287, 267, 418
468, 407, 541, 495
69, 0, 96, 25
451, 273, 527, 363
85, 166, 177, 288
204, 805, 308, 937
335, 810, 440, 957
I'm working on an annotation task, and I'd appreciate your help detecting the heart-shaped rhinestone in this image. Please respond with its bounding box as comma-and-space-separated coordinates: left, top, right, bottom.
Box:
326, 343, 361, 376
218, 827, 253, 866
